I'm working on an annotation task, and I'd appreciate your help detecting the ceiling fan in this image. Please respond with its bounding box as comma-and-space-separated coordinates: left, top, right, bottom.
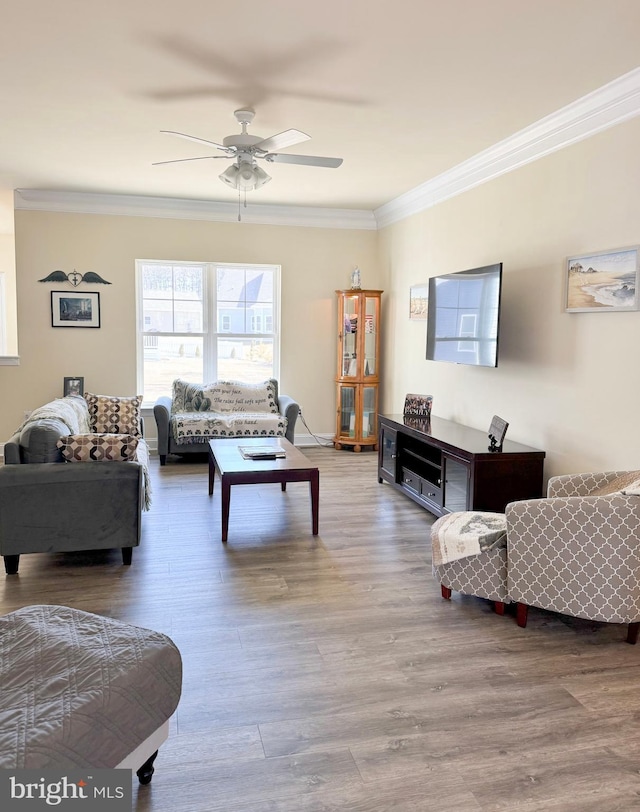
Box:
153, 108, 343, 194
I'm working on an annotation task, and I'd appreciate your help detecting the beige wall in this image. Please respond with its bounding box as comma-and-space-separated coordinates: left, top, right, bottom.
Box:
379, 116, 640, 480
0, 212, 380, 444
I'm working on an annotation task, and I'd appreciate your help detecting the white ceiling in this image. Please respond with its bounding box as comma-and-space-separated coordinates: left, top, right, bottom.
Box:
2, 0, 640, 216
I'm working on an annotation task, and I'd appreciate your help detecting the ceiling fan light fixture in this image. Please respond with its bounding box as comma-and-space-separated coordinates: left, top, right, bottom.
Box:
252, 165, 271, 189
237, 162, 257, 191
218, 164, 239, 188
218, 161, 271, 191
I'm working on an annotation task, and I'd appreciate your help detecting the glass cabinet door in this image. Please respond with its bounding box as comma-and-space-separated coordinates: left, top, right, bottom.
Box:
341, 294, 360, 377
379, 424, 397, 480
363, 295, 379, 377
443, 456, 469, 512
338, 385, 358, 438
362, 385, 377, 440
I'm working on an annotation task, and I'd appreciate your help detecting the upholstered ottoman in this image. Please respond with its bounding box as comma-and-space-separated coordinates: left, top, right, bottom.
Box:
0, 605, 182, 783
431, 511, 510, 613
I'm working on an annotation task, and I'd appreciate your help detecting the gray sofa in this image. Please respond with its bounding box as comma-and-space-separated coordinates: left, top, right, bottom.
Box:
1, 395, 147, 574
154, 378, 300, 465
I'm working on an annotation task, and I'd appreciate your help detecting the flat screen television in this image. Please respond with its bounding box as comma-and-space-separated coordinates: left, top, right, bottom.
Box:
426, 262, 503, 367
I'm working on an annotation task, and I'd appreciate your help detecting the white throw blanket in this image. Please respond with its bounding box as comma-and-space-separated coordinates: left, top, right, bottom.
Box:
431, 511, 507, 567
14, 395, 90, 436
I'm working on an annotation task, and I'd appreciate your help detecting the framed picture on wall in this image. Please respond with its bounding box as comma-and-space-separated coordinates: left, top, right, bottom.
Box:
409, 284, 429, 320
565, 246, 640, 312
51, 291, 101, 327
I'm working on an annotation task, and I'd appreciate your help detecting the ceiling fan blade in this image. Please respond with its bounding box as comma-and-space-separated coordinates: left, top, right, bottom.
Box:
265, 153, 343, 168
152, 155, 230, 165
160, 130, 232, 151
254, 129, 310, 153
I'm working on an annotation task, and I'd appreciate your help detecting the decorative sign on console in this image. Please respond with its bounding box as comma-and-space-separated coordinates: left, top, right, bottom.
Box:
488, 415, 509, 452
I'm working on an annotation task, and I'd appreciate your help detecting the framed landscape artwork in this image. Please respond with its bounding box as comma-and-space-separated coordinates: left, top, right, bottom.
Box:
51, 291, 101, 327
565, 246, 640, 313
409, 284, 429, 320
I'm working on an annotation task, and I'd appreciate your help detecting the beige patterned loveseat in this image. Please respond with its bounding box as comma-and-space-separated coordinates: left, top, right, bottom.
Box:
154, 378, 300, 465
506, 470, 640, 643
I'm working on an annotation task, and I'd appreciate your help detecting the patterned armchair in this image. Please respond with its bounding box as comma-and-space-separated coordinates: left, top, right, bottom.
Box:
506, 470, 640, 643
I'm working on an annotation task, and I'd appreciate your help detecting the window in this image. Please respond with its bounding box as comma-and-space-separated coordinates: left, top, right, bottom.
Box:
136, 261, 280, 404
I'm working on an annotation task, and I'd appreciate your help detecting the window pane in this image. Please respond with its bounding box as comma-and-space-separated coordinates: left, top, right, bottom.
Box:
217, 268, 245, 305
217, 301, 245, 333
143, 299, 173, 332
174, 299, 203, 333
246, 270, 273, 303
217, 338, 273, 382
248, 303, 273, 333
142, 265, 173, 299
174, 266, 204, 300
143, 336, 203, 402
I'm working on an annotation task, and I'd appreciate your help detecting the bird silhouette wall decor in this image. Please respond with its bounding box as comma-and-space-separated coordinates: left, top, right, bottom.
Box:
38, 270, 112, 287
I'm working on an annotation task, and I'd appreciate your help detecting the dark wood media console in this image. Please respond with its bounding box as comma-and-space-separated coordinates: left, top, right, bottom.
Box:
378, 414, 545, 517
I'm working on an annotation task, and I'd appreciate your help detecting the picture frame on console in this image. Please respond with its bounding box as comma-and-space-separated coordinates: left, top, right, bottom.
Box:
51, 290, 101, 328
565, 246, 639, 313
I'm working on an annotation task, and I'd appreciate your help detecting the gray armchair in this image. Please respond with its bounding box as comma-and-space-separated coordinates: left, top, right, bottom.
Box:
506, 470, 640, 643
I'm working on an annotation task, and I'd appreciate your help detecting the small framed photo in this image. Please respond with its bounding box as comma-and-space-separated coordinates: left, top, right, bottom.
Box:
63, 377, 84, 397
404, 393, 433, 418
565, 246, 639, 312
409, 284, 429, 320
51, 290, 101, 328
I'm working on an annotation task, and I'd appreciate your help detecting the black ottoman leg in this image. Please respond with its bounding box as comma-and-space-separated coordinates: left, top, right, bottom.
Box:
137, 750, 159, 785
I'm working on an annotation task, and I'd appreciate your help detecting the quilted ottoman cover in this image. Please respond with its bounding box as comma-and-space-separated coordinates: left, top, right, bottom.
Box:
0, 605, 182, 768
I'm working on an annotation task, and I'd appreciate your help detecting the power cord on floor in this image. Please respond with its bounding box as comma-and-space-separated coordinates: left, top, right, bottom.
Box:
298, 409, 335, 447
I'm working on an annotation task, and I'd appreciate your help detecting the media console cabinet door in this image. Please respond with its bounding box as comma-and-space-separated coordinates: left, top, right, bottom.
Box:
442, 456, 469, 512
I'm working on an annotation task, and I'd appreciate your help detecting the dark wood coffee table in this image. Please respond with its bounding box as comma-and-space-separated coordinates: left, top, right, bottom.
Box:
208, 438, 319, 542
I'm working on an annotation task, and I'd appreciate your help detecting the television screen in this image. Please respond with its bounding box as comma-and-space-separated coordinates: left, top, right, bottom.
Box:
426, 263, 503, 367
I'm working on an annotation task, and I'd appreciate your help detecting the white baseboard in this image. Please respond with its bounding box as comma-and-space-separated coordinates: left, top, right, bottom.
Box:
293, 433, 334, 448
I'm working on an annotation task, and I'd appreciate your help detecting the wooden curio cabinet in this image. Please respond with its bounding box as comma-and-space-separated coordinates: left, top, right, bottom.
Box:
334, 289, 383, 452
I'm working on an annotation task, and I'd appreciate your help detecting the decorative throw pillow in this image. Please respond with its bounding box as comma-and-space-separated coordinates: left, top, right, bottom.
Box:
171, 379, 211, 413
203, 380, 279, 414
57, 433, 139, 462
84, 393, 143, 437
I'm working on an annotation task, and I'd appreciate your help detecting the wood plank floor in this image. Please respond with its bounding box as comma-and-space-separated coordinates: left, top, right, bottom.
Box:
3, 447, 640, 810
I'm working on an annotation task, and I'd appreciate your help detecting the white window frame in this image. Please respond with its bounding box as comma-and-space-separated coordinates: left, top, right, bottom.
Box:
136, 260, 281, 404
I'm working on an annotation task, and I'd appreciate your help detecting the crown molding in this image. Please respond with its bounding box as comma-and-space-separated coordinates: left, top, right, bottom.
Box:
375, 67, 640, 228
14, 189, 377, 230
